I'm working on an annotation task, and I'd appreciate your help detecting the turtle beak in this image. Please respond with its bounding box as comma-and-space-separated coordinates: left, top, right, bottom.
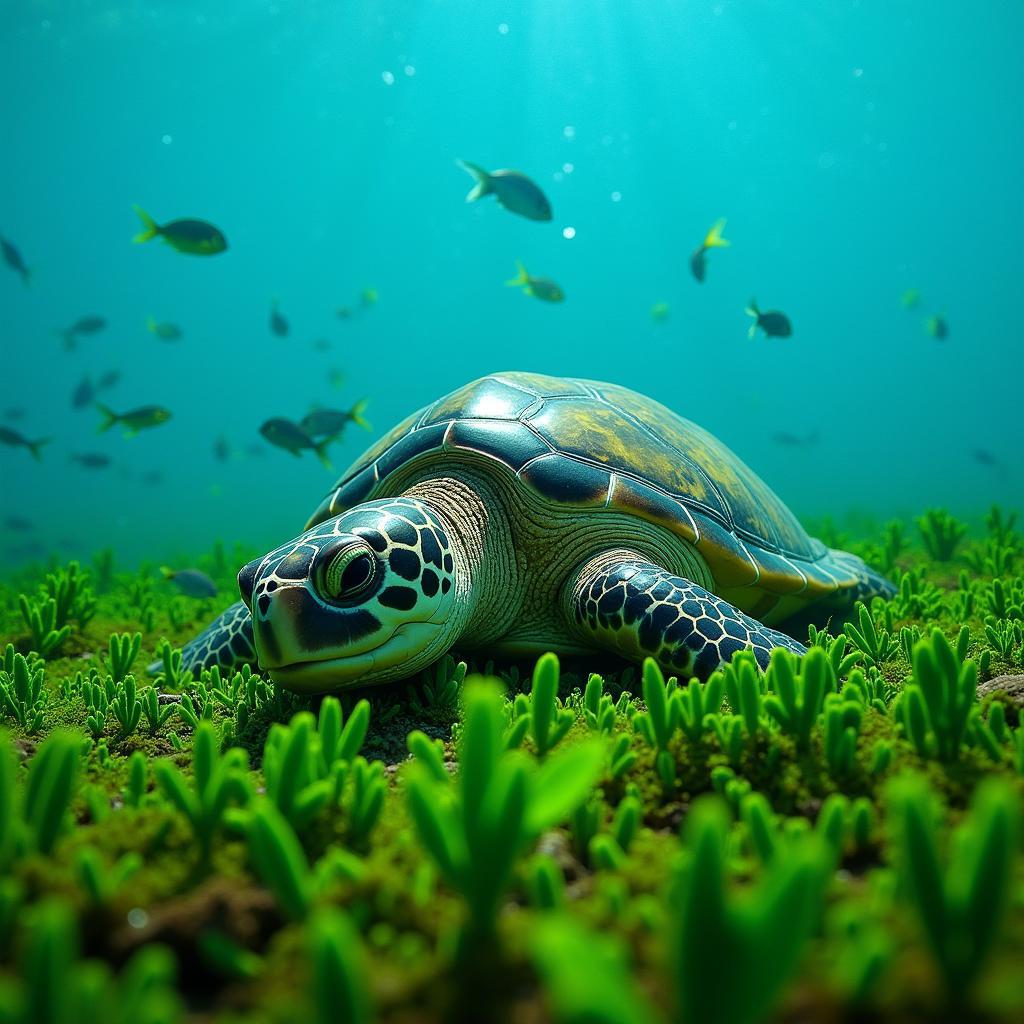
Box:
238, 557, 261, 610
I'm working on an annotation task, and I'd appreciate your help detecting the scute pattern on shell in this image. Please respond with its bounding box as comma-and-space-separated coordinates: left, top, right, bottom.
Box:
306, 372, 853, 600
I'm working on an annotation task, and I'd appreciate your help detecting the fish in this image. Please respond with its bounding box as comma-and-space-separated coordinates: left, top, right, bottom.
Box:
55, 315, 107, 350
259, 418, 333, 467
689, 219, 730, 283
72, 376, 95, 409
457, 160, 553, 221
1, 235, 30, 285
650, 302, 671, 324
505, 260, 565, 302
96, 403, 172, 437
97, 370, 121, 390
745, 299, 792, 339
327, 368, 346, 389
360, 287, 379, 307
132, 206, 228, 256
71, 452, 111, 469
772, 431, 820, 447
901, 288, 921, 310
3, 408, 26, 421
336, 306, 353, 320
161, 567, 218, 598
972, 448, 997, 466
925, 314, 948, 340
300, 399, 371, 439
4, 515, 32, 531
146, 317, 183, 341
213, 435, 231, 462
0, 427, 51, 461
270, 300, 289, 337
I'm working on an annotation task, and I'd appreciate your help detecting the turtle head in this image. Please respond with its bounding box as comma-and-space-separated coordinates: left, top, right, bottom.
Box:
238, 499, 460, 692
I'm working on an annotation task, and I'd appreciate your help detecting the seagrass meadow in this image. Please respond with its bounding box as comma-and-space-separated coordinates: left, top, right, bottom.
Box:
1, 507, 1024, 1024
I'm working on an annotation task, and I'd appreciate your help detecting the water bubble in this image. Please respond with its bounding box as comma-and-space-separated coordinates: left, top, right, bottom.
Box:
817, 152, 836, 169
563, 125, 575, 140
498, 22, 509, 34
404, 65, 415, 77
127, 908, 149, 929
562, 162, 574, 174
381, 70, 395, 85
610, 191, 622, 202
161, 134, 173, 145
853, 67, 864, 77
562, 226, 576, 239
728, 120, 737, 131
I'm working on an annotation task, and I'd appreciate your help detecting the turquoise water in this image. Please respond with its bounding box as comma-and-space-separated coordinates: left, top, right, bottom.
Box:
3, 1, 1021, 568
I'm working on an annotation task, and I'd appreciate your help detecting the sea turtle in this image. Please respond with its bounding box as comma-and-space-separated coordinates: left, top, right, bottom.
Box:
171, 372, 894, 692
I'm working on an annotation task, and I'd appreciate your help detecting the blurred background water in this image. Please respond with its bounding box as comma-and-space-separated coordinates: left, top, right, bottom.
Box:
2, 0, 1021, 569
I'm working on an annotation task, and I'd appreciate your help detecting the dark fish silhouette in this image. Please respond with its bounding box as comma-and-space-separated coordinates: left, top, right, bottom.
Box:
457, 160, 552, 221
72, 376, 96, 409
162, 567, 218, 598
0, 427, 50, 460
55, 315, 107, 350
300, 399, 371, 438
71, 452, 111, 469
97, 403, 172, 437
270, 300, 289, 337
259, 417, 332, 467
213, 436, 231, 462
772, 431, 819, 447
4, 515, 32, 532
133, 206, 227, 255
746, 299, 792, 339
1, 234, 30, 285
925, 314, 949, 340
147, 317, 183, 341
689, 219, 729, 283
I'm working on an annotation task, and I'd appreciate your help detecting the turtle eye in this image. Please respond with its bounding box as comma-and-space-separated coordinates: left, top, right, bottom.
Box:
319, 543, 378, 603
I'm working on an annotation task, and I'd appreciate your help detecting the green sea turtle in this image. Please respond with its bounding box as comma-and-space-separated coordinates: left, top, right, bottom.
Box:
169, 372, 894, 692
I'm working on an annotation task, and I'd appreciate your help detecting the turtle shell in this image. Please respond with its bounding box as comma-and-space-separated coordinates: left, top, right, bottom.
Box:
306, 372, 853, 600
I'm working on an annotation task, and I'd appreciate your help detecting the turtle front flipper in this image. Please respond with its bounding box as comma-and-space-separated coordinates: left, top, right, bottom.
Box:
147, 600, 256, 677
566, 551, 806, 680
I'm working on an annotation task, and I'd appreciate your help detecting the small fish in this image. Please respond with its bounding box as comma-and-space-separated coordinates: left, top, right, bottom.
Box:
311, 338, 331, 352
689, 219, 730, 283
55, 315, 107, 350
650, 302, 671, 324
1, 234, 31, 285
457, 160, 553, 221
506, 260, 565, 302
900, 288, 921, 310
0, 427, 51, 461
745, 299, 792, 339
270, 300, 289, 337
4, 515, 31, 531
97, 370, 121, 391
132, 206, 228, 256
300, 399, 371, 438
161, 567, 218, 598
336, 306, 353, 321
146, 317, 183, 341
71, 452, 111, 469
213, 435, 231, 462
360, 287, 379, 307
3, 408, 26, 421
72, 376, 95, 409
327, 368, 346, 389
772, 431, 819, 447
259, 418, 333, 467
96, 403, 172, 437
925, 314, 948, 340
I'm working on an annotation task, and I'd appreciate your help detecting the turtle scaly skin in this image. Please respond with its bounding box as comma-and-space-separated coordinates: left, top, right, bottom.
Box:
164, 373, 895, 691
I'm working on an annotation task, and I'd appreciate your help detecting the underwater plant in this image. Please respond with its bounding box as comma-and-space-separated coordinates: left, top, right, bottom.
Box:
916, 508, 968, 561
